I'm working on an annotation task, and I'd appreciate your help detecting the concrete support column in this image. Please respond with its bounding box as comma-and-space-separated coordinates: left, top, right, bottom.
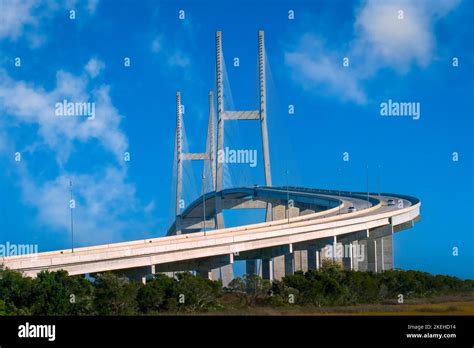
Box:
272, 204, 286, 221
287, 206, 300, 220
366, 237, 377, 272
246, 260, 258, 275
273, 254, 293, 280
196, 268, 212, 280
293, 250, 308, 272
307, 248, 318, 270
293, 237, 332, 271
381, 234, 394, 271
351, 240, 359, 271
210, 263, 233, 287
331, 236, 344, 265
261, 259, 273, 281
357, 239, 368, 271
342, 242, 353, 270
365, 224, 394, 273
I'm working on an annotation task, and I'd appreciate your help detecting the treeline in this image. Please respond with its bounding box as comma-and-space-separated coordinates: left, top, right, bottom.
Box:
0, 263, 472, 315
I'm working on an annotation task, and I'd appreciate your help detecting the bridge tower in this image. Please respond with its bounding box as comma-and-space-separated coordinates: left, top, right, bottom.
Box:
175, 91, 216, 234
215, 30, 273, 228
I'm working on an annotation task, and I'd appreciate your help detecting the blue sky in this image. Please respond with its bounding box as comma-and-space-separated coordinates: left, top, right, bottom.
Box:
0, 0, 472, 278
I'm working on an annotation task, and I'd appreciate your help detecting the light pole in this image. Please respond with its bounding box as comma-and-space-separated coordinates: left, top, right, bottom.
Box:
69, 180, 74, 253
366, 164, 370, 208
338, 167, 341, 215
377, 164, 381, 198
202, 173, 206, 235
286, 169, 290, 223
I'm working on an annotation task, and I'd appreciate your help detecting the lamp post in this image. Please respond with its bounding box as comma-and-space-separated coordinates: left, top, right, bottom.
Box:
377, 164, 381, 198
69, 180, 74, 253
366, 165, 370, 208
286, 169, 290, 224
338, 167, 341, 215
202, 173, 206, 235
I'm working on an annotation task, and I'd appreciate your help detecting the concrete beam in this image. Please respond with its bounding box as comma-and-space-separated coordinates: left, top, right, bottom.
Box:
181, 218, 216, 229
393, 220, 414, 233
236, 244, 291, 261
221, 199, 268, 210
155, 254, 233, 273
370, 224, 393, 239
337, 230, 370, 244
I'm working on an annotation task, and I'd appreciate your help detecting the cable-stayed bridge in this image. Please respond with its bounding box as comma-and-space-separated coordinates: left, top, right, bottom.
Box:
1, 31, 420, 286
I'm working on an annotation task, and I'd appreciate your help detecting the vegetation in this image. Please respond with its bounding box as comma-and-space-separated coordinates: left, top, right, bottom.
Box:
0, 262, 472, 315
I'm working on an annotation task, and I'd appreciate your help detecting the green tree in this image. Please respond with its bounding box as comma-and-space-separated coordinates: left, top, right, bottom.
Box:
0, 299, 6, 315
137, 273, 177, 313
175, 272, 222, 312
93, 273, 139, 315
30, 271, 94, 315
0, 269, 35, 314
241, 274, 272, 306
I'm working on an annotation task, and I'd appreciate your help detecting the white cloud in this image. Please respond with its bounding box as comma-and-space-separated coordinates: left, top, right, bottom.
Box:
85, 58, 105, 78
284, 0, 461, 103
151, 36, 162, 53
87, 0, 99, 14
354, 0, 459, 71
168, 51, 190, 68
0, 0, 100, 47
19, 166, 145, 245
0, 0, 38, 41
285, 36, 367, 104
0, 68, 127, 164
150, 36, 191, 69
0, 61, 152, 245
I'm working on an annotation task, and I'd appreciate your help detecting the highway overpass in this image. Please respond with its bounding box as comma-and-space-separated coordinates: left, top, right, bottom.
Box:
1, 186, 420, 286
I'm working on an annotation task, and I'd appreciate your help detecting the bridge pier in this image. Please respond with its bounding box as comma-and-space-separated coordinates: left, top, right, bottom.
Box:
307, 248, 319, 270
293, 250, 308, 273
153, 254, 234, 286
292, 237, 333, 272
246, 259, 258, 275
381, 235, 393, 271
261, 259, 273, 281
210, 263, 234, 287
273, 253, 294, 280
357, 225, 393, 272
272, 204, 300, 279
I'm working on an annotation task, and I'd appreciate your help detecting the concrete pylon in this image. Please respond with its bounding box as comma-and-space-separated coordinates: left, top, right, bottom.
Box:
175, 92, 183, 234
215, 30, 273, 228
214, 31, 273, 279
174, 91, 216, 235
258, 30, 272, 190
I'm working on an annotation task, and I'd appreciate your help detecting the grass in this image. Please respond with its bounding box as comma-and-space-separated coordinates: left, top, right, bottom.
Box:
193, 293, 474, 316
